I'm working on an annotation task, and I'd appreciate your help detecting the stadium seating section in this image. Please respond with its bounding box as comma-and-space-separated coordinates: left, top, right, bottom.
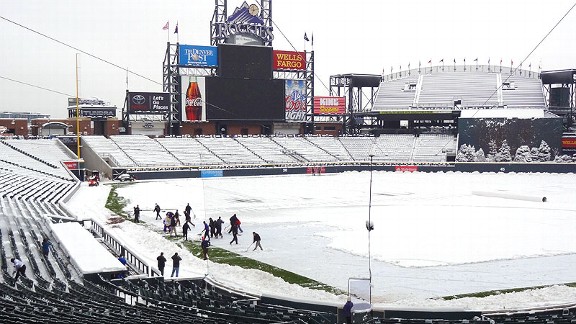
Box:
1, 138, 575, 323
374, 67, 545, 110
83, 134, 457, 169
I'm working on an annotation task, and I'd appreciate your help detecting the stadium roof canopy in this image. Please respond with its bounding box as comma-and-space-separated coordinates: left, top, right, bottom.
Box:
541, 69, 576, 84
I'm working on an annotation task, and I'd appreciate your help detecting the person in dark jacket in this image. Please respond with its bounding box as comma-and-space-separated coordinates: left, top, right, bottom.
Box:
117, 254, 128, 278
201, 236, 210, 260
41, 237, 52, 257
252, 232, 263, 251
228, 214, 238, 233
157, 252, 166, 276
343, 297, 354, 324
154, 203, 161, 220
182, 221, 194, 241
171, 252, 181, 277
11, 258, 26, 282
209, 218, 215, 238
229, 223, 239, 245
133, 205, 140, 223
184, 203, 193, 220
170, 213, 178, 237
215, 217, 224, 238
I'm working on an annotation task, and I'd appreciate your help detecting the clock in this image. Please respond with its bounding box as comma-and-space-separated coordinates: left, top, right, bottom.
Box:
249, 4, 259, 16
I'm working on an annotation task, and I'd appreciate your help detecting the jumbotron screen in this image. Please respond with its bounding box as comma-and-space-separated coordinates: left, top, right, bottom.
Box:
218, 44, 272, 79
205, 77, 285, 121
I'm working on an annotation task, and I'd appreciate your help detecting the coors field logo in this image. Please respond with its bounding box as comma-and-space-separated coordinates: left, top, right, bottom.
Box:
213, 1, 273, 45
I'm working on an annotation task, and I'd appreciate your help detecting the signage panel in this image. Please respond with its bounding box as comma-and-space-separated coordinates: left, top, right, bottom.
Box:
179, 45, 218, 67
285, 80, 306, 121
313, 96, 346, 115
273, 50, 306, 71
128, 92, 170, 114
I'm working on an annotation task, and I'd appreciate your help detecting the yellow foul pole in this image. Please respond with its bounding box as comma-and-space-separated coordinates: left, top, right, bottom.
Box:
75, 54, 81, 160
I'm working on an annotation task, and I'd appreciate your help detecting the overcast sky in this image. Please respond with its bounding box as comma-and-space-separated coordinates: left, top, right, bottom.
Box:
1, 0, 575, 118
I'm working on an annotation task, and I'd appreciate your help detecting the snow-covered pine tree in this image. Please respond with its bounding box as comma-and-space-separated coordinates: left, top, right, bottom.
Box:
495, 140, 512, 162
456, 144, 476, 162
530, 147, 539, 162
514, 145, 531, 162
475, 148, 486, 162
487, 139, 498, 162
537, 140, 551, 162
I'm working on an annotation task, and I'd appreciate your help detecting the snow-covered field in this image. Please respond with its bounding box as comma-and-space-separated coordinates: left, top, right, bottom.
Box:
66, 171, 576, 311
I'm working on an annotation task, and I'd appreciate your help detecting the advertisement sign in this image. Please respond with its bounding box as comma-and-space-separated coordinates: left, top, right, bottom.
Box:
313, 96, 346, 115
562, 136, 576, 149
68, 108, 116, 118
273, 50, 306, 71
179, 45, 218, 67
181, 77, 206, 121
62, 161, 79, 170
128, 92, 170, 114
395, 165, 418, 172
67, 97, 106, 107
285, 80, 306, 121
201, 170, 223, 178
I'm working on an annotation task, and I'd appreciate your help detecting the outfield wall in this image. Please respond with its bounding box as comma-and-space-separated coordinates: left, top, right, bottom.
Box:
114, 162, 575, 181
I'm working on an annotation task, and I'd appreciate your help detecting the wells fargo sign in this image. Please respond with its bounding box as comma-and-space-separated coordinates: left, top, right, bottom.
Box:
313, 96, 346, 115
273, 50, 306, 71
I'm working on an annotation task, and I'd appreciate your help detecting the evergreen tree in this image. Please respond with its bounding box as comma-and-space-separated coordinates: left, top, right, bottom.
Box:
537, 140, 551, 162
495, 140, 512, 162
475, 148, 486, 162
530, 147, 539, 162
487, 140, 498, 162
514, 145, 531, 162
456, 144, 476, 162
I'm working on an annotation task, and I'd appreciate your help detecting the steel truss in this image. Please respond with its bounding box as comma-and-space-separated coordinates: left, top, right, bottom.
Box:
329, 74, 380, 134
161, 0, 315, 135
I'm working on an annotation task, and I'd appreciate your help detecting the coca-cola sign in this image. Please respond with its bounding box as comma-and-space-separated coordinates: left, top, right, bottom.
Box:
285, 80, 306, 121
181, 77, 206, 122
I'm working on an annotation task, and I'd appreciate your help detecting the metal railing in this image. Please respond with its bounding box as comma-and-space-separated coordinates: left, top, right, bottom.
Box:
89, 219, 161, 277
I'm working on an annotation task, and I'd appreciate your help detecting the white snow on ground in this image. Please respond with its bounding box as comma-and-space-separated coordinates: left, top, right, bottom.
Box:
65, 171, 576, 311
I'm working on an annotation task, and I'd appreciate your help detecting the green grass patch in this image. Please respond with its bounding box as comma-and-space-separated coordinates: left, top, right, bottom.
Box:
105, 184, 141, 223
442, 283, 574, 300
176, 239, 344, 295
105, 184, 127, 216
108, 188, 342, 296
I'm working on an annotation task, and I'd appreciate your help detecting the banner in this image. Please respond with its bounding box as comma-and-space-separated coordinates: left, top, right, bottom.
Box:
313, 96, 346, 115
181, 77, 206, 122
128, 92, 170, 114
62, 161, 79, 170
395, 165, 418, 172
273, 50, 306, 71
179, 45, 218, 67
562, 137, 576, 149
67, 97, 106, 107
285, 80, 306, 121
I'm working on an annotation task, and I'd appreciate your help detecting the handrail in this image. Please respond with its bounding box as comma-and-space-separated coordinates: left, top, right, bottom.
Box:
89, 219, 162, 277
